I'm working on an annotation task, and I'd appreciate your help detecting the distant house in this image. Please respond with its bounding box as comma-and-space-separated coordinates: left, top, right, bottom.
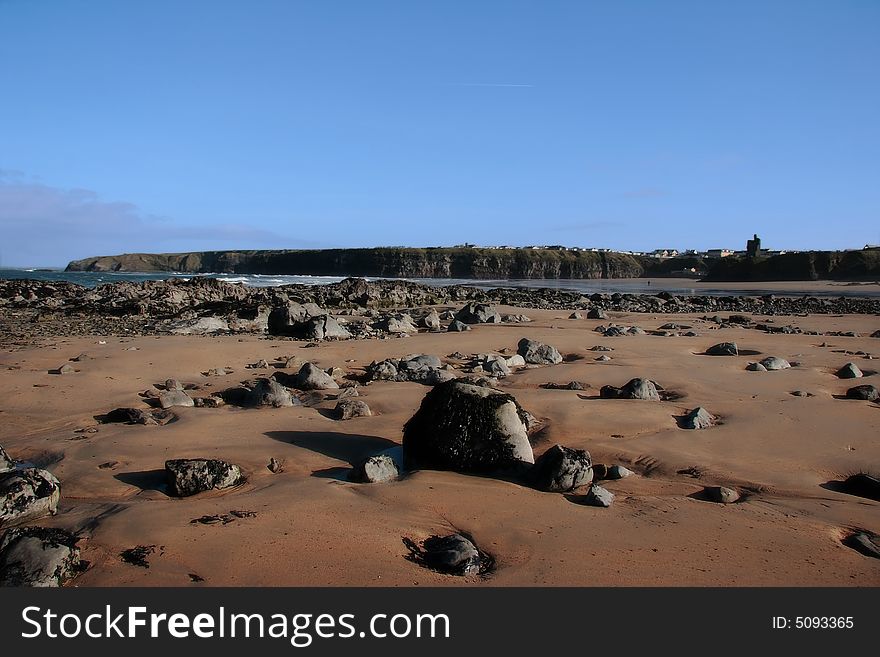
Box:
706, 248, 735, 258
651, 249, 679, 259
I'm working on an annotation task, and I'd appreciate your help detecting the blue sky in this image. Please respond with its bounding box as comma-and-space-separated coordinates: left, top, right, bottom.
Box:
1, 0, 878, 266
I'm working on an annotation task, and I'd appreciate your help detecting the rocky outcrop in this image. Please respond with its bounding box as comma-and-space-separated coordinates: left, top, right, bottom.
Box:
402, 380, 534, 473
0, 527, 82, 587
165, 459, 243, 497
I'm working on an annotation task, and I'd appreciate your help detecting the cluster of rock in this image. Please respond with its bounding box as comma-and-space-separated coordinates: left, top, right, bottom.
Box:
365, 354, 457, 385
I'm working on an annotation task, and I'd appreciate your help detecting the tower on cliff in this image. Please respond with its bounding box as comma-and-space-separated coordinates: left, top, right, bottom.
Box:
746, 234, 761, 258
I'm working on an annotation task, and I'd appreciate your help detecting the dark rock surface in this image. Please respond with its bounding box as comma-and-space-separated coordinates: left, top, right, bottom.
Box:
165, 459, 243, 497
0, 526, 82, 587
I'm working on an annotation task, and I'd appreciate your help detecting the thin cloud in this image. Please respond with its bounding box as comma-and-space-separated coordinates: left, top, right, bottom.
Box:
0, 172, 319, 267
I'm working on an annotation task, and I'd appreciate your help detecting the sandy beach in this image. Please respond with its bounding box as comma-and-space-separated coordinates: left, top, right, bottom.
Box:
1, 300, 878, 586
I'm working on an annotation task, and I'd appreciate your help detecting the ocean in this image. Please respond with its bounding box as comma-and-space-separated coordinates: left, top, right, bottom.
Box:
1, 268, 878, 298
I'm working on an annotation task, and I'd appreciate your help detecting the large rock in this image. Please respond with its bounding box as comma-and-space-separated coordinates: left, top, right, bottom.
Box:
420, 309, 441, 330
349, 454, 398, 483
0, 527, 81, 587
837, 362, 863, 379
267, 302, 320, 334
600, 378, 661, 401
1, 469, 61, 527
842, 473, 880, 501
268, 304, 350, 340
301, 315, 352, 340
455, 303, 501, 325
375, 313, 418, 334
517, 338, 563, 365
406, 533, 485, 576
706, 342, 738, 356
760, 356, 791, 371
335, 399, 372, 420
158, 389, 194, 409
447, 319, 471, 332
246, 378, 296, 407
707, 486, 740, 504
583, 485, 614, 507
845, 384, 878, 401
100, 407, 175, 425
528, 445, 593, 492
680, 407, 716, 429
403, 380, 534, 473
586, 308, 607, 320
293, 362, 339, 390
0, 445, 13, 474
165, 459, 243, 497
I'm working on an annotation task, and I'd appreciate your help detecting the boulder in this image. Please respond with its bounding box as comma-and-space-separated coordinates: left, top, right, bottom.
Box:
420, 309, 441, 330
0, 445, 13, 474
842, 473, 880, 501
505, 354, 526, 368
706, 342, 738, 356
303, 315, 352, 340
1, 469, 61, 527
447, 319, 471, 332
707, 486, 740, 504
375, 313, 418, 334
606, 464, 633, 479
403, 380, 534, 473
680, 407, 716, 430
170, 316, 228, 335
483, 356, 511, 377
583, 485, 614, 507
836, 362, 864, 379
406, 533, 485, 576
568, 311, 583, 320
844, 532, 880, 559
455, 303, 501, 325
599, 378, 661, 401
746, 361, 767, 372
366, 359, 398, 380
158, 389, 194, 409
845, 384, 878, 401
349, 454, 399, 483
587, 308, 607, 320
267, 302, 318, 335
760, 356, 790, 371
400, 354, 443, 370
165, 459, 243, 497
293, 362, 339, 390
246, 378, 296, 407
517, 338, 563, 365
0, 527, 81, 587
335, 399, 372, 420
100, 407, 175, 425
528, 445, 593, 492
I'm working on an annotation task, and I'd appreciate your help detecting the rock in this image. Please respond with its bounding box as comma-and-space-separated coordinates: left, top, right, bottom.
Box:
707, 486, 740, 504
447, 319, 471, 332
0, 527, 81, 587
590, 345, 613, 351
872, 330, 880, 338
455, 303, 501, 325
517, 338, 563, 365
100, 407, 175, 425
403, 380, 534, 473
502, 314, 532, 323
246, 378, 296, 407
194, 395, 224, 408
505, 354, 526, 368
158, 389, 194, 409
375, 313, 418, 334
0, 445, 13, 474
583, 485, 614, 507
246, 359, 270, 369
836, 362, 864, 379
293, 362, 339, 390
760, 356, 791, 370
171, 316, 228, 335
337, 385, 359, 399
606, 465, 633, 479
406, 533, 485, 576
202, 366, 233, 376
680, 407, 716, 430
1, 469, 61, 527
845, 384, 878, 401
541, 381, 587, 390
165, 459, 243, 497
587, 308, 607, 320
267, 302, 319, 335
790, 390, 813, 397
706, 342, 738, 356
841, 473, 880, 501
844, 532, 880, 559
269, 305, 351, 340
366, 359, 398, 380
400, 354, 443, 370
49, 364, 75, 375
335, 399, 372, 420
600, 378, 661, 401
349, 454, 399, 483
568, 311, 583, 319
304, 315, 352, 340
595, 355, 612, 362
164, 378, 183, 391
528, 445, 593, 492
267, 458, 282, 473
746, 361, 767, 372
420, 309, 441, 330
483, 356, 511, 377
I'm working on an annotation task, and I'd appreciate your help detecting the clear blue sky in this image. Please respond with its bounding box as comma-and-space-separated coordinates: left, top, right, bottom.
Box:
1, 0, 878, 266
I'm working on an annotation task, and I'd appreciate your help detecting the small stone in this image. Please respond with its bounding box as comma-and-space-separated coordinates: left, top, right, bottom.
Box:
268, 458, 282, 473
583, 485, 614, 507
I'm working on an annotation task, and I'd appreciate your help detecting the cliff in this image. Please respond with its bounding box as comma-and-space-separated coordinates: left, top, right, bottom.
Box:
702, 249, 880, 282
66, 248, 665, 279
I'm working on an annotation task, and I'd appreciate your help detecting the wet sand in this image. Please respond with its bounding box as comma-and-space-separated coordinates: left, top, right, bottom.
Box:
1, 307, 878, 586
